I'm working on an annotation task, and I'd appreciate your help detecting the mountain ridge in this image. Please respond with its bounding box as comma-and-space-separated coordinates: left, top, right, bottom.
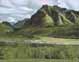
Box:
30, 5, 79, 27
1, 5, 79, 38
1, 5, 79, 29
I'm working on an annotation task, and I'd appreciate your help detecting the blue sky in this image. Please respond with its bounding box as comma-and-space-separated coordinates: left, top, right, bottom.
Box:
0, 0, 79, 22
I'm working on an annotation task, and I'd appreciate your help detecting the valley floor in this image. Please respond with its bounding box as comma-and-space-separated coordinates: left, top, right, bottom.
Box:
0, 36, 79, 45
0, 36, 79, 60
39, 36, 79, 45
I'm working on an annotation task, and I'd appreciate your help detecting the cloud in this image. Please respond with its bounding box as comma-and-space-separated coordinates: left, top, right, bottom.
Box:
0, 0, 79, 22
57, 0, 79, 10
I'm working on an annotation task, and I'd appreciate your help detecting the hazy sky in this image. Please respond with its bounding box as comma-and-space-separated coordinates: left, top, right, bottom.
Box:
0, 0, 79, 22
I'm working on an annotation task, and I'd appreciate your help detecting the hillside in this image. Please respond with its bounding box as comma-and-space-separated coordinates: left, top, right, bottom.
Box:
0, 21, 13, 33
11, 5, 79, 39
14, 5, 79, 28
1, 5, 79, 39
31, 5, 79, 27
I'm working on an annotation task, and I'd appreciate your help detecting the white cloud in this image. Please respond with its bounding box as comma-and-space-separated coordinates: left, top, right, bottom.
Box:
0, 0, 79, 22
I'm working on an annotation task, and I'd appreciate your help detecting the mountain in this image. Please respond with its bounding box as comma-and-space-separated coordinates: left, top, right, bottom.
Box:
1, 5, 79, 38
0, 21, 13, 33
31, 5, 79, 27
14, 5, 79, 28
14, 5, 79, 38
14, 18, 31, 29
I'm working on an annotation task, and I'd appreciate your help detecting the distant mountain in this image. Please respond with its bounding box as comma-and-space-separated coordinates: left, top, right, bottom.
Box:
14, 5, 79, 28
30, 5, 79, 27
2, 5, 79, 29
1, 5, 79, 38
14, 18, 30, 29
0, 21, 13, 32
13, 5, 79, 38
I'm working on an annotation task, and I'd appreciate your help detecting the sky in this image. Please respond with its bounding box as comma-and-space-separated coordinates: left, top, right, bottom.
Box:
0, 0, 79, 22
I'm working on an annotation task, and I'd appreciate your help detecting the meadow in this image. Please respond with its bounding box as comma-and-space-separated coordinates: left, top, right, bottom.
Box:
0, 25, 79, 62
0, 42, 79, 60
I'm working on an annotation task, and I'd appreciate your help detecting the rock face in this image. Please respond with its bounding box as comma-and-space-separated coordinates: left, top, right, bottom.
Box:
31, 5, 79, 27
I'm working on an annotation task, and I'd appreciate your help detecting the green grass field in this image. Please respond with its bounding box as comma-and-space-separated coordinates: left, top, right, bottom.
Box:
0, 59, 78, 62
0, 26, 79, 61
0, 36, 79, 46
0, 44, 79, 60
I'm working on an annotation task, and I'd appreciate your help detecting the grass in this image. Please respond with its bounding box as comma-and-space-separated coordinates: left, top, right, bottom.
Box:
39, 36, 79, 45
0, 44, 79, 59
0, 34, 79, 45
0, 25, 79, 61
0, 59, 78, 62
16, 25, 79, 39
1, 24, 79, 40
